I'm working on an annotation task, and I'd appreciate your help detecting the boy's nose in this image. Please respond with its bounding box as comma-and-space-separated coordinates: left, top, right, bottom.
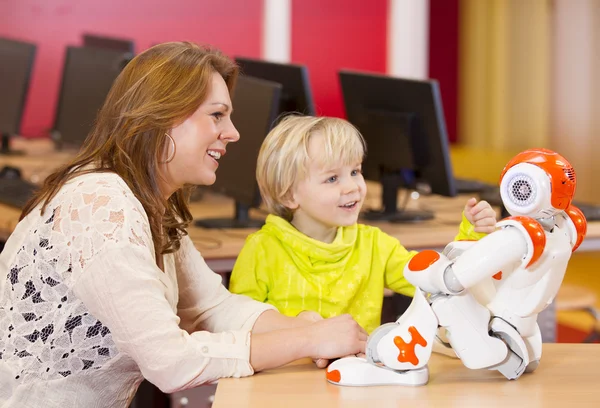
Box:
342, 178, 360, 194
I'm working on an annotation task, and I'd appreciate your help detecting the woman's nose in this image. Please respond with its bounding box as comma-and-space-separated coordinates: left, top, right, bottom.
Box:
220, 120, 240, 143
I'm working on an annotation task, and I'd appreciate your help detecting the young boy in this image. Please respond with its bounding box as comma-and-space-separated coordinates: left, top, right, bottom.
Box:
229, 115, 496, 334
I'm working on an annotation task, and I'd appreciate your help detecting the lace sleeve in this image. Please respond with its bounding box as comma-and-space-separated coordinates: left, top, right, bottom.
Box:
48, 174, 154, 281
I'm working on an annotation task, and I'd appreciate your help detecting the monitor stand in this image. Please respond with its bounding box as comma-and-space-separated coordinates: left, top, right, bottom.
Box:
194, 201, 265, 229
0, 132, 25, 156
362, 172, 433, 223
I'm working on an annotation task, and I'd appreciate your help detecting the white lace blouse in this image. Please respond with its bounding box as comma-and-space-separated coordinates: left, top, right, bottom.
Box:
0, 172, 275, 407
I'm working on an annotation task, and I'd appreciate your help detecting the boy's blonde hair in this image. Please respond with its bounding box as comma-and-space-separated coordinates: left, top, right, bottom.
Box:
257, 115, 366, 221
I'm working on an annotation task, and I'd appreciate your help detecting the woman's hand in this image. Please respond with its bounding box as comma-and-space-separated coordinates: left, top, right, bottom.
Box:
307, 314, 368, 361
297, 310, 324, 322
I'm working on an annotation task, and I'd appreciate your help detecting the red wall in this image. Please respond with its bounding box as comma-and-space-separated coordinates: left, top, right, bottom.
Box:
1, 1, 460, 142
291, 0, 388, 118
0, 0, 263, 137
429, 0, 459, 143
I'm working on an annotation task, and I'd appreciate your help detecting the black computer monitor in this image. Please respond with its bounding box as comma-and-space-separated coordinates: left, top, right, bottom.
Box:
339, 70, 457, 223
0, 37, 36, 156
51, 46, 131, 150
82, 33, 135, 54
234, 57, 315, 117
194, 75, 282, 229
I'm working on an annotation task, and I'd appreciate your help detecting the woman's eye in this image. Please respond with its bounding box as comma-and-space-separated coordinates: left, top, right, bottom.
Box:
211, 112, 224, 121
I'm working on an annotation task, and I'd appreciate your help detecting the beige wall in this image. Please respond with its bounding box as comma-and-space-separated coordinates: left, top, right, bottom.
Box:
550, 0, 600, 204
459, 0, 550, 152
459, 0, 599, 204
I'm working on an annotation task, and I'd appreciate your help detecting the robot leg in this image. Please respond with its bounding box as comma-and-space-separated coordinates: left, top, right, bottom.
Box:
488, 317, 530, 380
523, 323, 542, 373
432, 292, 508, 370
327, 290, 437, 386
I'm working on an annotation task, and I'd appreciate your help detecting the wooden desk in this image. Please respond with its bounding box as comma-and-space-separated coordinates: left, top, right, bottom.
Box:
213, 344, 600, 407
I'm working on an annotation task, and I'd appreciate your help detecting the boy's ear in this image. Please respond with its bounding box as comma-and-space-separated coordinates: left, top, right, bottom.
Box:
281, 191, 299, 210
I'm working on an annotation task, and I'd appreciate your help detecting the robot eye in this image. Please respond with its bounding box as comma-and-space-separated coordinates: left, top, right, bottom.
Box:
508, 174, 536, 206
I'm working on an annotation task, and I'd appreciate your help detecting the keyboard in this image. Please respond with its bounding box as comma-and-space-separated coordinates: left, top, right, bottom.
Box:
0, 177, 37, 209
455, 177, 496, 194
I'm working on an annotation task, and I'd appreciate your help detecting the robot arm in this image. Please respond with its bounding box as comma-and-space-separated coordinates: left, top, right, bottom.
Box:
405, 217, 544, 293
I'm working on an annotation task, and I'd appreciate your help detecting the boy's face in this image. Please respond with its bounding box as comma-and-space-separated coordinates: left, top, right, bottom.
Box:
287, 132, 367, 241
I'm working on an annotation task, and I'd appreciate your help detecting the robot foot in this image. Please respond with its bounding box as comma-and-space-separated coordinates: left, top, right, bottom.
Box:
489, 318, 529, 380
326, 356, 429, 387
525, 359, 540, 373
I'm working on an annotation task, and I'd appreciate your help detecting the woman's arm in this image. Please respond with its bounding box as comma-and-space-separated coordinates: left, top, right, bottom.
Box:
250, 314, 368, 372
250, 309, 312, 333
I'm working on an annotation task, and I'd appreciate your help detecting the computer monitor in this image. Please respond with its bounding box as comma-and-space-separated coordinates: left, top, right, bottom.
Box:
82, 33, 135, 54
234, 57, 315, 117
194, 75, 282, 229
0, 37, 36, 156
339, 70, 457, 223
51, 46, 132, 150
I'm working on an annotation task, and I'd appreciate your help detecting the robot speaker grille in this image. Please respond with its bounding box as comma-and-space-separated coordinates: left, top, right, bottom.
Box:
565, 167, 575, 182
508, 174, 535, 206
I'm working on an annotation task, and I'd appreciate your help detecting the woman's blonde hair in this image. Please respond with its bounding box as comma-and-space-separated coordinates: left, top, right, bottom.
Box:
256, 115, 366, 221
21, 41, 239, 256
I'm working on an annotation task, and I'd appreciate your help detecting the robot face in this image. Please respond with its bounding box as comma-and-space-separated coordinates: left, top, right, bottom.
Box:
499, 149, 576, 218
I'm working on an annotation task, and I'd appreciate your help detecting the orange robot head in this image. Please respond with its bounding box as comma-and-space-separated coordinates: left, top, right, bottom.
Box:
499, 148, 576, 218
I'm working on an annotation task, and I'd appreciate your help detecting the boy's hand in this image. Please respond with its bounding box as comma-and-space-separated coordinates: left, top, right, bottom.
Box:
464, 197, 497, 234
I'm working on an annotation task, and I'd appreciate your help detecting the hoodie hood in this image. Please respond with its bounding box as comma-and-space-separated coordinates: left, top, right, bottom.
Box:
262, 214, 358, 274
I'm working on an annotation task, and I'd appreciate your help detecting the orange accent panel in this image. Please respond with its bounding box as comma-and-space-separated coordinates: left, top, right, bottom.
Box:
565, 205, 587, 252
393, 326, 428, 366
503, 216, 546, 267
500, 148, 576, 210
408, 250, 441, 272
492, 271, 503, 280
326, 369, 341, 383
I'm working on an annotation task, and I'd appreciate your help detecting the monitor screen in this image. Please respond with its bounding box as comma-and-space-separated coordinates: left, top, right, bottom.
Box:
0, 37, 36, 154
82, 33, 135, 54
340, 70, 457, 222
52, 46, 131, 150
194, 74, 282, 229
235, 57, 315, 117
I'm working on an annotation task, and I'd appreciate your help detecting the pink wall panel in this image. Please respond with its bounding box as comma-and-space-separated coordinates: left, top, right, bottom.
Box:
291, 0, 388, 118
0, 0, 263, 137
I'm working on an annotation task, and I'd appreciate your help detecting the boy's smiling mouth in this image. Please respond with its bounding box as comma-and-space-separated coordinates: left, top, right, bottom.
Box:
339, 201, 358, 209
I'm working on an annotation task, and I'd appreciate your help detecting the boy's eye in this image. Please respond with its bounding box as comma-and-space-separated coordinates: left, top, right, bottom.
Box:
351, 169, 362, 176
326, 175, 338, 183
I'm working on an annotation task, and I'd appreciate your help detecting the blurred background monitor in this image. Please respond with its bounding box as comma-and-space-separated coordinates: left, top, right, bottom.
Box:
234, 57, 315, 118
340, 70, 457, 223
194, 75, 282, 229
51, 46, 131, 150
82, 33, 135, 54
0, 37, 37, 155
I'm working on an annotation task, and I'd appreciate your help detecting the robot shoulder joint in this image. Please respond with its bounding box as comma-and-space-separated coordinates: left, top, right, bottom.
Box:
497, 216, 546, 267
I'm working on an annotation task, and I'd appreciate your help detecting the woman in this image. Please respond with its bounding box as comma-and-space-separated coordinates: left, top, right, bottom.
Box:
0, 42, 367, 407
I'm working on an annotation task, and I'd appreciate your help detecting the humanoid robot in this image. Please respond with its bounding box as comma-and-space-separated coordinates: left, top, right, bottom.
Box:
327, 148, 587, 386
